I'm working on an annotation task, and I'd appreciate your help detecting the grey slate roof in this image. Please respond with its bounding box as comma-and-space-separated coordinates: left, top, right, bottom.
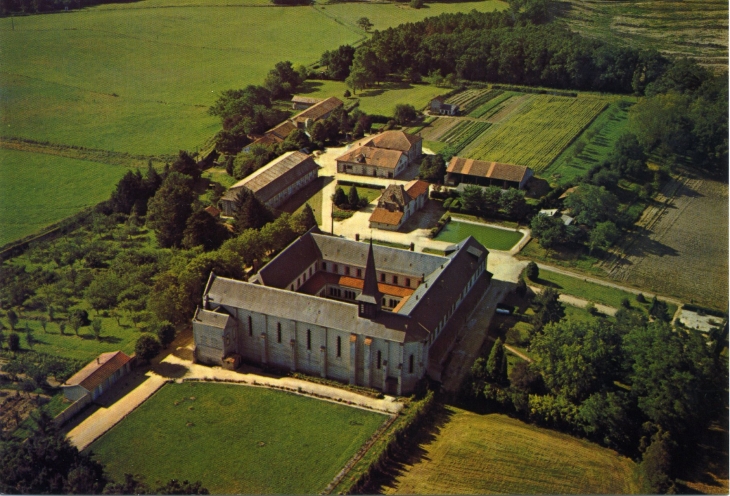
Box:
257, 226, 322, 289
310, 233, 447, 278
205, 275, 423, 342
193, 307, 231, 329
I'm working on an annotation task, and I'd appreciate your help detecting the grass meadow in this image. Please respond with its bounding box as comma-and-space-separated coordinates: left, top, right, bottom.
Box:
385, 406, 640, 494
88, 382, 387, 494
435, 220, 523, 251
0, 148, 127, 246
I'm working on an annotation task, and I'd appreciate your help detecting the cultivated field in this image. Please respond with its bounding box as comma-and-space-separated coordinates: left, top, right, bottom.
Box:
0, 148, 127, 246
558, 0, 728, 71
460, 95, 608, 171
383, 407, 640, 494
435, 221, 523, 251
88, 382, 387, 494
437, 120, 492, 155
605, 175, 729, 310
418, 117, 461, 141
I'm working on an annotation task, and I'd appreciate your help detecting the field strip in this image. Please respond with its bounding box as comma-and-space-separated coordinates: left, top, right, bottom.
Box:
0, 137, 172, 168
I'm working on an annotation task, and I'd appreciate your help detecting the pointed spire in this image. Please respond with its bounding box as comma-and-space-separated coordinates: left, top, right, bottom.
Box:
357, 239, 381, 318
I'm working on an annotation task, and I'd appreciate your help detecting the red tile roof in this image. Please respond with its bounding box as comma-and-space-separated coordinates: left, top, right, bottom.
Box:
298, 271, 415, 298
366, 130, 422, 152
336, 146, 403, 169
447, 157, 530, 183
64, 351, 132, 392
204, 205, 221, 217
293, 96, 343, 122
369, 207, 404, 226
405, 179, 430, 199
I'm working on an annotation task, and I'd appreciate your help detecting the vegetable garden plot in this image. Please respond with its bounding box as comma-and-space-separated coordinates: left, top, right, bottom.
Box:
468, 91, 521, 119
438, 120, 492, 155
447, 89, 504, 114
460, 96, 608, 170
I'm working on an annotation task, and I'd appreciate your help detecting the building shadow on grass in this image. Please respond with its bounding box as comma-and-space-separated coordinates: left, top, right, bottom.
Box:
367, 402, 455, 494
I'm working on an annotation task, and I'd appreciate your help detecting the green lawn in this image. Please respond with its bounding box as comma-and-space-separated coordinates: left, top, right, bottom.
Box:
0, 148, 127, 247
534, 268, 642, 310
386, 407, 639, 494
88, 382, 387, 494
435, 220, 523, 251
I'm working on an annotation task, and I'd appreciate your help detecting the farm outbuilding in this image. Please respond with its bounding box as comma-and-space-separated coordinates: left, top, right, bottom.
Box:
336, 131, 422, 179
446, 157, 533, 190
369, 180, 430, 231
62, 351, 133, 402
219, 151, 319, 215
430, 96, 459, 115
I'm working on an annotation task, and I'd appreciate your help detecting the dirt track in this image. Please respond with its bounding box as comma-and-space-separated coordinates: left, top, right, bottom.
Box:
605, 175, 728, 309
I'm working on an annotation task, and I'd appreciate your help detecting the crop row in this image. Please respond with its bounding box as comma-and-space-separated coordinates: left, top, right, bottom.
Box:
446, 88, 490, 108
468, 91, 521, 119
462, 96, 608, 170
439, 120, 492, 155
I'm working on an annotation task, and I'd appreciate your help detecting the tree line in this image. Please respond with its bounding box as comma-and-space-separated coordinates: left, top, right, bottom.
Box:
463, 281, 727, 493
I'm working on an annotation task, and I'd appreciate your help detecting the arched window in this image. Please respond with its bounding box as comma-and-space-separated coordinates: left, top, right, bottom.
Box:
409, 354, 414, 374
336, 336, 341, 357
277, 323, 282, 343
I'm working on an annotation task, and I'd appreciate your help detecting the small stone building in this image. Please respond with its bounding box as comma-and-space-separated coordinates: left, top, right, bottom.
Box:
369, 180, 430, 231
336, 131, 422, 179
192, 231, 491, 395
446, 157, 533, 189
219, 151, 319, 215
61, 351, 133, 402
429, 96, 459, 116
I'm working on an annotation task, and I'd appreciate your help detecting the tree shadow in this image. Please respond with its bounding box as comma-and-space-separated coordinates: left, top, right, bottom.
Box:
534, 278, 561, 289
368, 402, 455, 494
624, 227, 680, 257
152, 362, 189, 379
296, 80, 325, 95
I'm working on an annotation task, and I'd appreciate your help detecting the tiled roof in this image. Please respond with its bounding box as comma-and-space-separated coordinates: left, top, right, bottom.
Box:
293, 96, 343, 122
405, 179, 430, 199
222, 151, 318, 204
559, 186, 579, 200
336, 146, 403, 169
258, 227, 321, 288
267, 120, 298, 140
447, 157, 530, 183
204, 205, 221, 217
64, 351, 132, 393
365, 130, 421, 152
369, 207, 404, 226
298, 272, 414, 298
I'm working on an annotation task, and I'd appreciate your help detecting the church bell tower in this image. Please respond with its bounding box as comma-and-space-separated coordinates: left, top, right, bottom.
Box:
356, 240, 381, 319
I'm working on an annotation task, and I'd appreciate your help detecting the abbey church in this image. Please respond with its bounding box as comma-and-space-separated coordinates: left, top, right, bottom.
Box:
192, 230, 491, 395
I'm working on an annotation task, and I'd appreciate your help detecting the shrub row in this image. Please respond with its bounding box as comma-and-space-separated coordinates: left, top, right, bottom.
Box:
429, 214, 451, 238
491, 85, 577, 97
289, 372, 384, 399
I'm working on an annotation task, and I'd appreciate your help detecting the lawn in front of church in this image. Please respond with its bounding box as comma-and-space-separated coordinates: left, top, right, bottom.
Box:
87, 382, 388, 493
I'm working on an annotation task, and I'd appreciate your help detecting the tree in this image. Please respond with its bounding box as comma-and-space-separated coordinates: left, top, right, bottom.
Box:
39, 316, 48, 333
156, 479, 210, 495
531, 287, 565, 333
146, 172, 195, 248
68, 309, 90, 337
156, 321, 176, 349
264, 61, 302, 99
92, 319, 102, 341
292, 203, 317, 233
85, 273, 123, 314
332, 186, 347, 207
500, 188, 527, 219
589, 220, 620, 254
170, 150, 201, 180
0, 328, 4, 350
460, 185, 484, 213
59, 323, 66, 336
486, 338, 508, 385
233, 188, 273, 234
356, 17, 373, 32
347, 185, 360, 208
135, 334, 162, 364
25, 328, 35, 349
648, 296, 670, 322
7, 309, 18, 330
233, 144, 276, 180
531, 319, 622, 401
182, 208, 229, 251
525, 261, 539, 281
608, 133, 647, 177
393, 104, 417, 125
563, 184, 619, 228
320, 45, 356, 80
7, 332, 20, 351
410, 0, 424, 8
530, 214, 566, 249
419, 154, 446, 182
639, 429, 675, 494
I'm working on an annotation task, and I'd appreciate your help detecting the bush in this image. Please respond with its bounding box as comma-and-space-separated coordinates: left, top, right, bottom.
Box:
7, 332, 20, 351
135, 334, 162, 363
525, 261, 539, 281
636, 293, 646, 303
443, 198, 453, 209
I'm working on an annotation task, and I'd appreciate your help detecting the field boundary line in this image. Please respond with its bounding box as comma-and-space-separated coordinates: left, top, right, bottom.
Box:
321, 413, 398, 495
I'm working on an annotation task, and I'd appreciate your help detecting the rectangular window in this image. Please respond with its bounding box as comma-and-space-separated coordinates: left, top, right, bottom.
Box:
333, 264, 338, 273
380, 273, 385, 282
277, 323, 282, 343
392, 275, 398, 285
345, 266, 350, 276
377, 350, 381, 369
336, 336, 341, 357
307, 329, 311, 351
357, 268, 362, 278
248, 316, 253, 337
409, 354, 414, 374
405, 278, 411, 287
322, 262, 327, 271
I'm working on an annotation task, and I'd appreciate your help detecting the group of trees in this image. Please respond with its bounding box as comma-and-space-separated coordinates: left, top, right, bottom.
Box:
440, 184, 528, 221
463, 284, 727, 493
0, 411, 208, 494
332, 185, 369, 211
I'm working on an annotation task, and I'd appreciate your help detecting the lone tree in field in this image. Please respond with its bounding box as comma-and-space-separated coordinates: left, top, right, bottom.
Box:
356, 17, 373, 32
25, 329, 35, 350
59, 322, 66, 336
525, 261, 539, 281
68, 309, 90, 337
39, 316, 48, 333
394, 104, 417, 125
135, 334, 162, 364
92, 319, 102, 341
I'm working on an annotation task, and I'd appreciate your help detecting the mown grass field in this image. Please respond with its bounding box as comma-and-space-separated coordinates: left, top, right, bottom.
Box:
558, 0, 728, 71
88, 382, 387, 494
435, 220, 523, 251
0, 148, 127, 246
460, 94, 608, 171
532, 269, 645, 310
384, 407, 640, 494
